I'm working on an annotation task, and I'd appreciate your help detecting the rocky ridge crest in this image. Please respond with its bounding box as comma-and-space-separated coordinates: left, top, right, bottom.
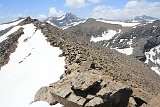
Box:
32, 18, 160, 106
1, 17, 160, 107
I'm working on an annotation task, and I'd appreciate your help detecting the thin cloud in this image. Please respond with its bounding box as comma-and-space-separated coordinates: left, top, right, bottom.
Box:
48, 7, 64, 17
91, 0, 160, 20
36, 7, 64, 21
87, 0, 103, 3
65, 0, 85, 9
37, 14, 47, 21
64, 0, 104, 9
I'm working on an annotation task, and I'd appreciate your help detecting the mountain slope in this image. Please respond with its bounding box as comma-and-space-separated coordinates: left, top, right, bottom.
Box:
97, 20, 160, 74
0, 17, 160, 107
65, 17, 160, 75
0, 18, 64, 107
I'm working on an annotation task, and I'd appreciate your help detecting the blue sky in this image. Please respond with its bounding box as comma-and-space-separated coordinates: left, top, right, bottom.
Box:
0, 0, 160, 23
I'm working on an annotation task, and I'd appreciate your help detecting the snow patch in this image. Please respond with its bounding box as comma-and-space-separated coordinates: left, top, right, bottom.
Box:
62, 20, 86, 29
72, 20, 86, 26
114, 47, 133, 55
90, 30, 117, 42
145, 45, 160, 75
151, 67, 160, 75
46, 21, 57, 27
119, 39, 124, 43
57, 15, 65, 21
96, 19, 140, 27
0, 19, 24, 31
145, 45, 160, 64
0, 26, 21, 42
0, 24, 65, 107
113, 39, 133, 55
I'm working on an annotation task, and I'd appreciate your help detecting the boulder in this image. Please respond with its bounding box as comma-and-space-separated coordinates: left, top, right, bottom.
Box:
47, 72, 133, 107
34, 86, 57, 105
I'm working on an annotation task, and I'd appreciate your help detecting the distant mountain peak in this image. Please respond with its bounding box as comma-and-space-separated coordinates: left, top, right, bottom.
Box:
133, 15, 158, 22
65, 13, 76, 17
46, 13, 84, 27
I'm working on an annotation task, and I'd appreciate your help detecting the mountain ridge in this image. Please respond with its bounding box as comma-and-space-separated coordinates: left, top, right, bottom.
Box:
45, 13, 159, 29
0, 17, 160, 107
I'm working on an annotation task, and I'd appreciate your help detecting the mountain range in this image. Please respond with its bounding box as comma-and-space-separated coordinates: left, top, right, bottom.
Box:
46, 13, 85, 29
131, 15, 158, 22
0, 14, 160, 107
45, 13, 158, 28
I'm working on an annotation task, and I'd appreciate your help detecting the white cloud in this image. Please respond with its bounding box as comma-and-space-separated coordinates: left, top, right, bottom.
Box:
87, 0, 103, 3
91, 0, 160, 20
36, 7, 64, 20
91, 5, 124, 20
48, 7, 64, 17
37, 14, 47, 20
64, 0, 104, 9
65, 0, 85, 9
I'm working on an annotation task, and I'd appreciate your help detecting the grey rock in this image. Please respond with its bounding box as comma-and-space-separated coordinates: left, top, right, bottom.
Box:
34, 86, 57, 105
42, 72, 133, 107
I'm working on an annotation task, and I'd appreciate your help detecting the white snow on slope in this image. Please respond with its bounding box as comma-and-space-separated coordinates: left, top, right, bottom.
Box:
0, 19, 24, 31
90, 30, 117, 42
151, 67, 160, 75
62, 20, 86, 29
114, 47, 133, 55
0, 24, 64, 107
90, 29, 133, 55
145, 45, 160, 75
113, 39, 133, 55
0, 26, 21, 43
96, 19, 140, 27
46, 21, 57, 27
57, 15, 65, 21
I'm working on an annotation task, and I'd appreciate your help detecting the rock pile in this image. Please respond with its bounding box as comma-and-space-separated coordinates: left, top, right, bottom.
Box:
35, 72, 134, 107
32, 19, 160, 107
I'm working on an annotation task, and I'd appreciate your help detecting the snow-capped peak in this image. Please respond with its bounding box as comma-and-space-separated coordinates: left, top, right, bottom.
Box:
133, 15, 158, 22
46, 13, 84, 27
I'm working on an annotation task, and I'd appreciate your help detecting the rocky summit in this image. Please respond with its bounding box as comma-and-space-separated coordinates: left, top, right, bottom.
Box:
0, 16, 160, 107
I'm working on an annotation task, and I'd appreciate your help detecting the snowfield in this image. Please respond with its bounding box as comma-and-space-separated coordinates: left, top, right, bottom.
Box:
96, 19, 140, 27
62, 20, 86, 29
114, 39, 133, 55
90, 29, 134, 55
0, 19, 24, 31
114, 47, 133, 55
90, 30, 117, 42
0, 24, 65, 107
145, 45, 160, 75
0, 25, 21, 43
